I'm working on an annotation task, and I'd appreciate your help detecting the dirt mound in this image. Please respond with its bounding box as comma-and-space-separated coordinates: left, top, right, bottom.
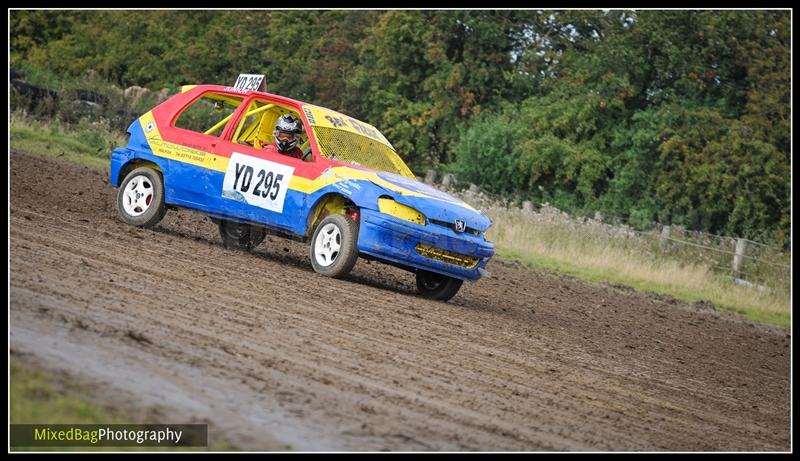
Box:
10, 152, 790, 451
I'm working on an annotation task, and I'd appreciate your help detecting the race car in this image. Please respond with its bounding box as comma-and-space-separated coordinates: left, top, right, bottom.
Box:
109, 82, 494, 301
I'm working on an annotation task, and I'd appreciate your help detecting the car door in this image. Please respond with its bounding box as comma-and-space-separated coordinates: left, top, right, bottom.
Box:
167, 91, 247, 210
209, 97, 324, 236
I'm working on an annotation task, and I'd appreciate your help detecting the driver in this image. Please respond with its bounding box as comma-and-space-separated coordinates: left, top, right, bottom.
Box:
262, 114, 304, 159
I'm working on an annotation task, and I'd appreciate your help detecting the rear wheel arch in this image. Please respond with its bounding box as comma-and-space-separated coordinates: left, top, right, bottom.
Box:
117, 159, 163, 187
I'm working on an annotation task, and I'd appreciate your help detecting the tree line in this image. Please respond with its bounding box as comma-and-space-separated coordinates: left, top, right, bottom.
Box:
10, 10, 790, 245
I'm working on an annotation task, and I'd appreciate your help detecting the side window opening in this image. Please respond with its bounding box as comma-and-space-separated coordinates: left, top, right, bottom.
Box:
234, 101, 311, 161
174, 93, 244, 137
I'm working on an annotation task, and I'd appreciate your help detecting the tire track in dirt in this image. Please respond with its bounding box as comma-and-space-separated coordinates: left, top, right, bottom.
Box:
11, 213, 591, 449
10, 152, 790, 451
10, 225, 700, 448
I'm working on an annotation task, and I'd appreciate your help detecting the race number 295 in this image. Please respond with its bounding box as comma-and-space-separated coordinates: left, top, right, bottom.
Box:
233, 74, 265, 92
222, 153, 295, 213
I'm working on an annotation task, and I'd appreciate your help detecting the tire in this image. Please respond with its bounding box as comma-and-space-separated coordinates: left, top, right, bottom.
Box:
218, 220, 266, 251
416, 270, 463, 302
117, 166, 166, 228
310, 214, 359, 278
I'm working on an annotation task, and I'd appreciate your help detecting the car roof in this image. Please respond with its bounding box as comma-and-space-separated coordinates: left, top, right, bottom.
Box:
186, 84, 308, 108
182, 83, 396, 153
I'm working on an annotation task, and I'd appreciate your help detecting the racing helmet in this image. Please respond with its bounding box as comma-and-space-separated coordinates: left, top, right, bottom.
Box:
274, 114, 303, 153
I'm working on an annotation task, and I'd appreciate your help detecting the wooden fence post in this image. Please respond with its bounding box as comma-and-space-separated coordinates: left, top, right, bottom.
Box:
660, 225, 671, 249
424, 169, 436, 185
732, 238, 749, 276
441, 174, 455, 189
522, 201, 533, 213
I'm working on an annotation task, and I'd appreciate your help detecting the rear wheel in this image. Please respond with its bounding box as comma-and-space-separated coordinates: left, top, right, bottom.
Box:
416, 270, 463, 302
117, 166, 166, 228
218, 220, 266, 251
310, 214, 359, 278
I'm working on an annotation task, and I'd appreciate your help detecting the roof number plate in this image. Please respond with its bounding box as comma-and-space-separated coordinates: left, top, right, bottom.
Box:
233, 74, 266, 92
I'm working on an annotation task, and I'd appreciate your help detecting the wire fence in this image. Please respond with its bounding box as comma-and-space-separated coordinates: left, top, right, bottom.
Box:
424, 172, 791, 293
652, 225, 790, 291
659, 235, 789, 269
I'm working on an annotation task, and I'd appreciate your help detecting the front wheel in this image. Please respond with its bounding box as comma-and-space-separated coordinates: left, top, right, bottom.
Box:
117, 166, 166, 228
416, 270, 463, 302
310, 214, 359, 278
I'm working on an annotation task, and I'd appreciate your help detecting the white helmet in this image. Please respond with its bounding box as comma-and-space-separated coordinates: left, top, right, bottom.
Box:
274, 114, 303, 152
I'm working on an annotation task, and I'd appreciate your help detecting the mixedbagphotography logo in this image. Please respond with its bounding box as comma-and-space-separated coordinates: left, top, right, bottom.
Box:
10, 424, 207, 447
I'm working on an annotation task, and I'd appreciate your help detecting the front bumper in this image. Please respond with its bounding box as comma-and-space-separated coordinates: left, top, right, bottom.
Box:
357, 208, 495, 281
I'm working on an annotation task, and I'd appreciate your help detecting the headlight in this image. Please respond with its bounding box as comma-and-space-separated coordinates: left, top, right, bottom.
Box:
378, 197, 426, 225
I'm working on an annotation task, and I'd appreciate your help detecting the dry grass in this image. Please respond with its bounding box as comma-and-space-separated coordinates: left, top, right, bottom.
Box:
480, 203, 790, 327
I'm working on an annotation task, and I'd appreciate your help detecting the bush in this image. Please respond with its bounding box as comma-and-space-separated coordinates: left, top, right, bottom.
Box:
452, 110, 524, 196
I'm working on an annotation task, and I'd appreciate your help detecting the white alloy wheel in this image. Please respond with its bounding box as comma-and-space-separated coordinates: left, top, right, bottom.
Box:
309, 214, 359, 278
313, 222, 342, 267
122, 174, 154, 217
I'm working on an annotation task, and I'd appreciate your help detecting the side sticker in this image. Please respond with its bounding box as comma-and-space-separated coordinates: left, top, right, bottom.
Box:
222, 153, 295, 213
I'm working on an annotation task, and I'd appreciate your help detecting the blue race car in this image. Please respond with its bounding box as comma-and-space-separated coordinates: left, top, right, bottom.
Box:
109, 83, 494, 301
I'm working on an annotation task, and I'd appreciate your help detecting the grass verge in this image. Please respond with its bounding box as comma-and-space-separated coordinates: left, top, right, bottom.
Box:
9, 357, 234, 451
10, 113, 122, 170
487, 212, 790, 328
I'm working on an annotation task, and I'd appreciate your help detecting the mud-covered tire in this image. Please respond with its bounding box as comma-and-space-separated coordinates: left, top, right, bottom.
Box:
117, 167, 166, 228
416, 270, 463, 302
310, 214, 359, 278
218, 220, 266, 251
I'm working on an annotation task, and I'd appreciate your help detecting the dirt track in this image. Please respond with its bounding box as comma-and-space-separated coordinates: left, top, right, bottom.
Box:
9, 151, 791, 451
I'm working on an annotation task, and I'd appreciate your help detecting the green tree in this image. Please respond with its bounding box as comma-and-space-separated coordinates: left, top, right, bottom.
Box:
10, 10, 790, 243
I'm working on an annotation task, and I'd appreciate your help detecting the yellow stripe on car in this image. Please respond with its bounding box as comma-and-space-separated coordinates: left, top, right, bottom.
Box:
139, 117, 475, 211
140, 113, 230, 172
